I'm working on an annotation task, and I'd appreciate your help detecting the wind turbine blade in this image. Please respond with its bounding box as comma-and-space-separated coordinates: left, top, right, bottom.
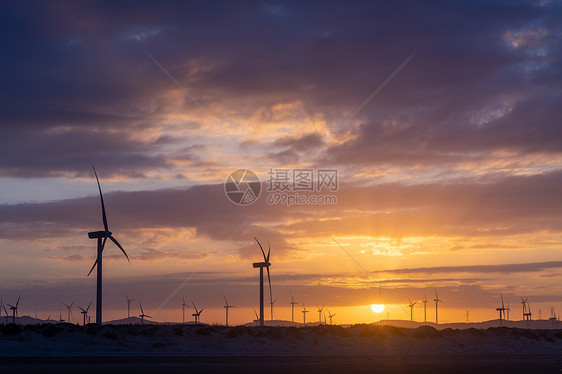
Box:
266, 266, 272, 303
87, 302, 91, 311
222, 292, 228, 305
266, 242, 271, 263
87, 258, 99, 277
109, 235, 129, 261
182, 292, 186, 305
254, 237, 266, 259
139, 301, 144, 315
146, 315, 152, 318
15, 295, 20, 307
124, 293, 129, 301
78, 307, 85, 312
70, 300, 75, 307
93, 167, 109, 232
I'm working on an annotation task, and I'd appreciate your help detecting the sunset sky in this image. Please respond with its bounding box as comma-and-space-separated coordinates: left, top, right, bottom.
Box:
1, 1, 562, 325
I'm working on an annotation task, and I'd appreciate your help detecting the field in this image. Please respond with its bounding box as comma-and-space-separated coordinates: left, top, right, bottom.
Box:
1, 323, 562, 373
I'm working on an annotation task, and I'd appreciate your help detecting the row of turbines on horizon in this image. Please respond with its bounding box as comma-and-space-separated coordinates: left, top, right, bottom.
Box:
1, 168, 559, 328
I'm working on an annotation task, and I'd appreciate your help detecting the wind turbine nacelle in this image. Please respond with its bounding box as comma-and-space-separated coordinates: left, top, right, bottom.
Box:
88, 230, 111, 239
252, 262, 270, 268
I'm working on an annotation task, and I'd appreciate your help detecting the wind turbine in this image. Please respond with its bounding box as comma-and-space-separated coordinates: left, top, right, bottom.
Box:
496, 292, 506, 327
316, 305, 324, 323
63, 301, 75, 324
87, 167, 130, 325
78, 302, 92, 326
223, 293, 235, 327
302, 303, 309, 326
124, 293, 136, 319
525, 297, 533, 328
521, 297, 528, 319
422, 293, 428, 323
506, 298, 511, 322
269, 298, 278, 321
252, 237, 271, 327
327, 309, 336, 325
433, 287, 443, 324
2, 305, 8, 324
408, 297, 417, 322
59, 310, 64, 322
181, 293, 188, 324
7, 295, 20, 324
290, 292, 299, 324
138, 301, 151, 324
191, 301, 203, 324
252, 307, 259, 326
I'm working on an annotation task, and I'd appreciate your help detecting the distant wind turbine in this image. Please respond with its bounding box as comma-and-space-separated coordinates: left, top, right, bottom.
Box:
7, 295, 21, 324
302, 303, 309, 326
327, 309, 336, 325
496, 292, 506, 327
191, 301, 203, 324
290, 292, 299, 324
433, 287, 443, 324
408, 297, 417, 322
181, 293, 188, 324
124, 293, 136, 318
78, 302, 92, 326
59, 310, 64, 322
252, 237, 271, 327
223, 292, 235, 327
138, 301, 151, 324
87, 167, 130, 325
316, 305, 324, 323
422, 293, 428, 323
63, 300, 75, 324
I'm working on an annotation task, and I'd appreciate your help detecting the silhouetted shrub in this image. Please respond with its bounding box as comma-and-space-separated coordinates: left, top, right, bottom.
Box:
196, 327, 213, 336
41, 325, 61, 337
2, 323, 22, 336
412, 326, 442, 339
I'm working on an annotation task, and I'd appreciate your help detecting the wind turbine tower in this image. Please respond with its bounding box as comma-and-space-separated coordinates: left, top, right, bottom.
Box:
7, 295, 20, 324
191, 301, 203, 324
316, 305, 324, 323
327, 309, 336, 325
87, 167, 130, 325
302, 303, 309, 326
433, 287, 443, 324
422, 293, 428, 323
181, 293, 188, 324
252, 237, 271, 327
496, 292, 506, 327
78, 302, 91, 326
138, 301, 151, 324
124, 293, 136, 318
223, 293, 235, 327
408, 297, 417, 322
63, 301, 75, 324
290, 292, 298, 324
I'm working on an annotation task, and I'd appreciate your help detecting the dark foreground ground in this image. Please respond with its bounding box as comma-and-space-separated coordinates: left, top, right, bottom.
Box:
1, 324, 562, 373
1, 355, 561, 374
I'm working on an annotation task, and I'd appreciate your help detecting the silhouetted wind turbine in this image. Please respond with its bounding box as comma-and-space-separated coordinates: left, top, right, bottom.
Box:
138, 301, 151, 324
78, 302, 92, 326
7, 295, 20, 324
59, 310, 64, 322
87, 167, 130, 325
191, 301, 203, 324
63, 301, 75, 324
181, 293, 188, 324
223, 292, 235, 327
408, 297, 417, 322
290, 292, 298, 324
252, 306, 259, 326
422, 293, 428, 322
521, 297, 527, 319
327, 309, 336, 325
316, 305, 324, 323
524, 298, 532, 328
302, 303, 309, 325
433, 287, 443, 324
252, 237, 271, 327
496, 292, 506, 327
124, 293, 135, 318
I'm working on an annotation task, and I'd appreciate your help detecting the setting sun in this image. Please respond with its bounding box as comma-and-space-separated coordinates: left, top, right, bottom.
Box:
371, 304, 385, 313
